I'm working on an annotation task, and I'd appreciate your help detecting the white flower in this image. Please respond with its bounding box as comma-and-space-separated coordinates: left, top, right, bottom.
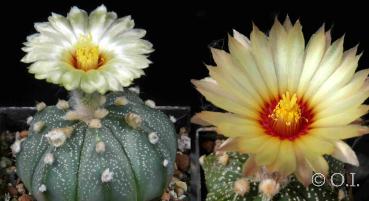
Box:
101, 168, 114, 182
22, 5, 153, 94
45, 129, 67, 147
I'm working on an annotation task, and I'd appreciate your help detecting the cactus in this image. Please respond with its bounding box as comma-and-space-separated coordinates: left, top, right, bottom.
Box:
16, 90, 177, 201
201, 152, 349, 201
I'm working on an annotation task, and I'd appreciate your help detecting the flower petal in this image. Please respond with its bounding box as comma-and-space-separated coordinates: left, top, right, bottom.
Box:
332, 141, 359, 166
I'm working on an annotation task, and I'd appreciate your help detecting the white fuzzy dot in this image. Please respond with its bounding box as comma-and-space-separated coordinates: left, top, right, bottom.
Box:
148, 132, 159, 144
63, 110, 80, 121
128, 86, 140, 94
56, 99, 69, 110
45, 129, 66, 147
96, 141, 106, 153
33, 121, 45, 133
234, 178, 250, 197
125, 113, 142, 129
44, 153, 54, 165
163, 159, 169, 167
26, 116, 33, 125
115, 96, 128, 106
145, 99, 156, 108
36, 102, 46, 111
259, 178, 280, 200
94, 108, 109, 119
101, 168, 114, 183
38, 184, 47, 192
88, 119, 102, 128
169, 116, 177, 123
11, 140, 21, 155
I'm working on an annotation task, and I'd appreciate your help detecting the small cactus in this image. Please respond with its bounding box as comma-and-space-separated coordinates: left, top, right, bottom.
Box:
16, 91, 177, 201
202, 152, 350, 201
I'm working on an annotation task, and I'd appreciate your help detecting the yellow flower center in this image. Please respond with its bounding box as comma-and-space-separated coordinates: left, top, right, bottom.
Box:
270, 92, 301, 126
74, 35, 102, 71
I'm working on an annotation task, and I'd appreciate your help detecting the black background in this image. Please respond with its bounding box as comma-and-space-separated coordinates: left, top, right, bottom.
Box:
1, 1, 369, 200
1, 1, 369, 112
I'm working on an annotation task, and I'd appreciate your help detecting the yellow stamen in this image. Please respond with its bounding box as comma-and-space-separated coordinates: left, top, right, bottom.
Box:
270, 92, 301, 126
74, 34, 100, 71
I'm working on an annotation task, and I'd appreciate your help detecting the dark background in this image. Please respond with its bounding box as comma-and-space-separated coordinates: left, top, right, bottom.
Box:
1, 1, 369, 112
1, 1, 369, 200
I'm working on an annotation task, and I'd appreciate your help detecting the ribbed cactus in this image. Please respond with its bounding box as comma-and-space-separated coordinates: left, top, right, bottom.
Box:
16, 90, 177, 201
201, 152, 349, 201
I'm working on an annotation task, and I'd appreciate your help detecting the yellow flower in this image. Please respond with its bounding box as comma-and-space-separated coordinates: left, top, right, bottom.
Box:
192, 17, 369, 186
22, 5, 153, 94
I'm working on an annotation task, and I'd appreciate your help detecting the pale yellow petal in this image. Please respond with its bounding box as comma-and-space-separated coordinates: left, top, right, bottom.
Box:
295, 139, 329, 175
207, 65, 262, 110
242, 156, 258, 176
310, 47, 360, 106
315, 69, 369, 110
216, 122, 264, 138
192, 79, 259, 119
219, 135, 268, 153
313, 105, 369, 127
191, 111, 257, 127
296, 134, 334, 155
303, 36, 344, 100
332, 141, 359, 166
233, 29, 250, 48
250, 25, 279, 99
269, 18, 288, 93
293, 145, 313, 186
285, 20, 304, 92
311, 125, 369, 140
297, 25, 326, 97
227, 37, 272, 101
315, 80, 369, 117
267, 140, 296, 176
254, 137, 281, 165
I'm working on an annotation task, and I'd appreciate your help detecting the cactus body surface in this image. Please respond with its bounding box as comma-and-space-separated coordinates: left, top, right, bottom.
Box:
17, 91, 177, 201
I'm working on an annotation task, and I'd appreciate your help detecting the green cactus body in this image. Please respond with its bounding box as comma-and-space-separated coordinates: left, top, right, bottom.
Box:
202, 152, 349, 201
16, 91, 177, 201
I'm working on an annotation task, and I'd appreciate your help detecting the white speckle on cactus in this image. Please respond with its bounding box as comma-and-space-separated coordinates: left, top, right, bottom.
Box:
36, 102, 46, 111
199, 155, 205, 166
45, 129, 67, 147
234, 177, 250, 197
148, 132, 159, 144
145, 99, 156, 108
217, 153, 229, 166
88, 119, 102, 128
259, 178, 280, 200
56, 99, 69, 110
11, 140, 22, 155
163, 159, 169, 167
169, 115, 177, 123
95, 141, 106, 153
64, 110, 80, 121
94, 108, 109, 119
33, 121, 45, 133
128, 86, 140, 94
115, 96, 128, 106
99, 95, 106, 105
38, 184, 47, 192
101, 168, 114, 183
44, 153, 54, 165
125, 113, 142, 129
26, 116, 33, 125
